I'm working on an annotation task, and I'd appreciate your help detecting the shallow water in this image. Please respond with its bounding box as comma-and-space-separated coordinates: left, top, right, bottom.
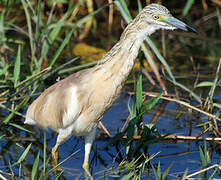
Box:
1, 86, 221, 179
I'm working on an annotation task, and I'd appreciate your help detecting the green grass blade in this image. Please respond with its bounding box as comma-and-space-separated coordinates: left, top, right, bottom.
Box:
21, 0, 35, 61
43, 132, 46, 175
137, 0, 142, 12
3, 97, 29, 124
208, 166, 218, 180
204, 141, 211, 164
126, 118, 137, 141
157, 162, 161, 179
35, 0, 41, 43
127, 94, 132, 117
151, 163, 160, 180
131, 102, 136, 120
145, 38, 175, 82
141, 43, 161, 82
0, 10, 7, 48
40, 23, 64, 63
49, 27, 75, 67
162, 163, 173, 180
45, 57, 80, 79
31, 151, 40, 180
214, 103, 221, 109
182, 0, 195, 16
121, 172, 134, 180
9, 123, 34, 134
14, 143, 32, 165
217, 8, 221, 27
196, 81, 215, 88
119, 0, 132, 20
13, 45, 21, 87
58, 62, 96, 75
199, 145, 207, 168
25, 0, 37, 17
40, 8, 73, 64
44, 2, 107, 67
15, 67, 51, 89
208, 60, 221, 99
140, 91, 164, 116
0, 63, 9, 77
114, 1, 131, 23
136, 74, 143, 111
171, 79, 201, 103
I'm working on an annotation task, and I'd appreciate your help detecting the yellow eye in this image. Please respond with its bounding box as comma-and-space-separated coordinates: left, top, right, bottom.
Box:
153, 15, 160, 20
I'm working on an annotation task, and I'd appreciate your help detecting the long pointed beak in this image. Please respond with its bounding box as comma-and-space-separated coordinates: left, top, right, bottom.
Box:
162, 16, 198, 34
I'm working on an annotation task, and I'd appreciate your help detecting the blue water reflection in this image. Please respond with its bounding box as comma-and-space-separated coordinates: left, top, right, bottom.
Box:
0, 92, 220, 179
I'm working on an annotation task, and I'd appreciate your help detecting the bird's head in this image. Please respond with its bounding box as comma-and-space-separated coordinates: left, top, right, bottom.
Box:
141, 3, 198, 34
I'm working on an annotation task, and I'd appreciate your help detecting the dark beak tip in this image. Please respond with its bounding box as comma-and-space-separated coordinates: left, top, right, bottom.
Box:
186, 25, 199, 34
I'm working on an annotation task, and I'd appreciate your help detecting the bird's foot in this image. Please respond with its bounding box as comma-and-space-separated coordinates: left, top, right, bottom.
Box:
51, 148, 62, 173
83, 162, 93, 179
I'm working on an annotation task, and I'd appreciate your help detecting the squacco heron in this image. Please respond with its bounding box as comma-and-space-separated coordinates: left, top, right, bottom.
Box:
25, 3, 197, 177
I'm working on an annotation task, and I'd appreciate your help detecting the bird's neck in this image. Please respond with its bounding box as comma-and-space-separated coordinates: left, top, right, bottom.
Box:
96, 21, 152, 84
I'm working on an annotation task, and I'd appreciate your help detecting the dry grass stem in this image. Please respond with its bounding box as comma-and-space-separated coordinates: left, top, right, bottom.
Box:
128, 91, 221, 122
123, 135, 221, 141
98, 121, 111, 137
186, 164, 221, 179
108, 0, 113, 34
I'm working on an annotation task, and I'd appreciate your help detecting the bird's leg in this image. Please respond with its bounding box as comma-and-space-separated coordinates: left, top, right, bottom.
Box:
83, 127, 97, 178
51, 142, 62, 172
52, 144, 59, 167
51, 129, 72, 171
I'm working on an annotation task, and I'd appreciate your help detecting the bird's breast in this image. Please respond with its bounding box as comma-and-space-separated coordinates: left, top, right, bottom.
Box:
78, 71, 124, 121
